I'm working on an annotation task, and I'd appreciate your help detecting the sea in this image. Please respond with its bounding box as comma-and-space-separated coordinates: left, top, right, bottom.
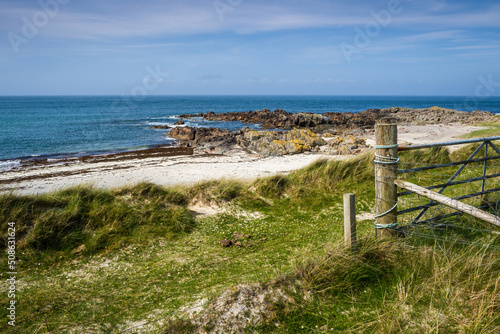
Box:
1, 95, 500, 171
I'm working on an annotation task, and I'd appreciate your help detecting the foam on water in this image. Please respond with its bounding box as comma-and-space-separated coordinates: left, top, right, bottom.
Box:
0, 160, 22, 172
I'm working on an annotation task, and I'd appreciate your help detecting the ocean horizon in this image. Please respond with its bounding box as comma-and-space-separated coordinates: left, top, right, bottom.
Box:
1, 95, 499, 170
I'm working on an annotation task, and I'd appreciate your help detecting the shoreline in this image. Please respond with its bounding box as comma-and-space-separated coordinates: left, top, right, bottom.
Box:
0, 144, 185, 171
0, 124, 488, 196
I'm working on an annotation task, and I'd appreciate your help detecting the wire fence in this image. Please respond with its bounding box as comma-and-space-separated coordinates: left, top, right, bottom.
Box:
395, 138, 500, 246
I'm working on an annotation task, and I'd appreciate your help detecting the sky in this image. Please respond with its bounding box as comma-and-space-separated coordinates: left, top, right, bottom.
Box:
0, 0, 499, 96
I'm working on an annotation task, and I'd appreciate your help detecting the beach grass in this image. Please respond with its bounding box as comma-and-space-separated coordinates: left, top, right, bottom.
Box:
0, 146, 499, 333
460, 116, 500, 139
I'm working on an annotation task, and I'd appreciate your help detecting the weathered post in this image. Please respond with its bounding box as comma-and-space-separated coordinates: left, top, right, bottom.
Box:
343, 193, 357, 248
374, 124, 398, 237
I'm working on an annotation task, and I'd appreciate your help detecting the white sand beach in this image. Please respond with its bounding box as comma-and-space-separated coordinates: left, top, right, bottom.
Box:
0, 124, 487, 196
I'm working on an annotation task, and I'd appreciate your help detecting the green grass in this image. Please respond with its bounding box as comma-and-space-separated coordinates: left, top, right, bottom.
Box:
0, 148, 499, 333
0, 183, 195, 267
460, 116, 500, 139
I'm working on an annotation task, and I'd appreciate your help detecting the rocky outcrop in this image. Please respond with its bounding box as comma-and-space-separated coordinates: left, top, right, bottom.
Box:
370, 106, 496, 125
322, 109, 378, 131
168, 127, 236, 144
168, 127, 238, 154
323, 106, 496, 129
238, 129, 326, 156
167, 106, 496, 156
322, 135, 369, 155
167, 127, 330, 156
149, 125, 171, 129
180, 109, 331, 131
168, 127, 197, 141
179, 106, 496, 134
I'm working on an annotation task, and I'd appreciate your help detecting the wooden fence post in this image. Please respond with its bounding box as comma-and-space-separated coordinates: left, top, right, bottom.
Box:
375, 124, 398, 237
343, 193, 357, 248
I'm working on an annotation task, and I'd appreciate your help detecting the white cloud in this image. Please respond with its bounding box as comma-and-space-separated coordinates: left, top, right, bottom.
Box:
1, 0, 499, 45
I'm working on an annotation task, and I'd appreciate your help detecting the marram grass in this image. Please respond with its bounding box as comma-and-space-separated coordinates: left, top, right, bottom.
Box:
0, 183, 195, 266
0, 147, 499, 333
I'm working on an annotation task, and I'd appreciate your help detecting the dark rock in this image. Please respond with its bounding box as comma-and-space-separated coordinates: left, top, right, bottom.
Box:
200, 109, 331, 130
168, 127, 196, 141
168, 126, 239, 154
149, 125, 171, 129
174, 120, 185, 125
179, 113, 204, 118
220, 239, 232, 247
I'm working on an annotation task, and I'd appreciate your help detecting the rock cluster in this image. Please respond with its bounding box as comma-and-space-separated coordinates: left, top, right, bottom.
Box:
322, 135, 368, 155
238, 129, 326, 156
372, 106, 496, 125
167, 106, 496, 156
149, 125, 171, 129
167, 127, 328, 156
168, 127, 238, 154
180, 109, 331, 131
180, 106, 496, 133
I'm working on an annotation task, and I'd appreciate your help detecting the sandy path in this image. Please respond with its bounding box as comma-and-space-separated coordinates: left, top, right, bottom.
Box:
0, 124, 487, 196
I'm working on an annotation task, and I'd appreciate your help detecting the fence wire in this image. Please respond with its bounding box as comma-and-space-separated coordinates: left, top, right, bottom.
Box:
395, 141, 500, 247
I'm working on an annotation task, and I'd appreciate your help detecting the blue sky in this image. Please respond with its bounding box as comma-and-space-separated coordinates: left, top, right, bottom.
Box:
1, 0, 499, 96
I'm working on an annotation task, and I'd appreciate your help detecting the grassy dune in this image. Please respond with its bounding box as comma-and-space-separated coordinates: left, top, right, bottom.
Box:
460, 115, 500, 139
0, 148, 499, 333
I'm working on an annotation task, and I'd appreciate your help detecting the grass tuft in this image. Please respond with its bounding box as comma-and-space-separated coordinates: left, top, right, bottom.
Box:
0, 184, 195, 266
186, 179, 246, 205
253, 174, 290, 198
291, 238, 405, 295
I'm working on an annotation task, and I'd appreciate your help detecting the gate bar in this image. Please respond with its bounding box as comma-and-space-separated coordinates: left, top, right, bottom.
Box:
398, 136, 500, 151
395, 179, 500, 228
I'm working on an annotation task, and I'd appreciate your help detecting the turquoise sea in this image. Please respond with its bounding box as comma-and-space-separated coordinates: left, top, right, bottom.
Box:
1, 95, 500, 170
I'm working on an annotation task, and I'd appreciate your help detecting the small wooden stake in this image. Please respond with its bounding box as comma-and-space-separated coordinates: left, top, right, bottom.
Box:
344, 193, 357, 248
375, 124, 398, 237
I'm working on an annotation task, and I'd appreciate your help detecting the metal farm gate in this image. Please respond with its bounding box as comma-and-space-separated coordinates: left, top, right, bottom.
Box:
373, 124, 500, 238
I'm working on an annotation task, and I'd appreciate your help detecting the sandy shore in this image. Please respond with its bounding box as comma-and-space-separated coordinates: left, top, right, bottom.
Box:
0, 124, 486, 196
362, 124, 486, 150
